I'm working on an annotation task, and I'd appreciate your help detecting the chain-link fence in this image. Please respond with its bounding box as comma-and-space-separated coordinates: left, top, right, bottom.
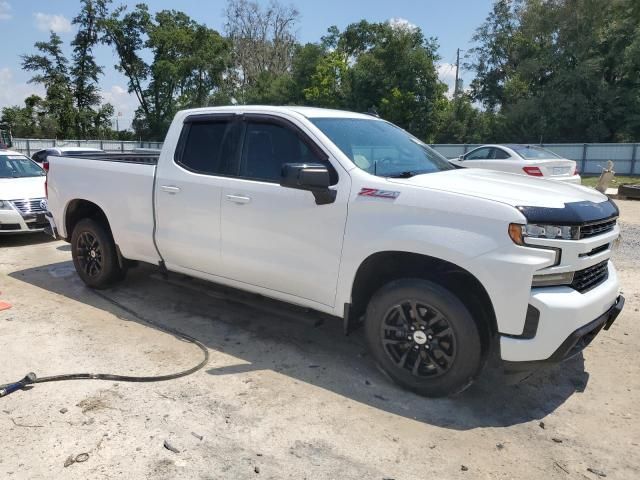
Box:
429, 143, 640, 175
11, 138, 163, 157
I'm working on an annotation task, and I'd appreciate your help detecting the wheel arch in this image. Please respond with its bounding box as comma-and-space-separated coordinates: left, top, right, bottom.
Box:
348, 251, 498, 358
64, 199, 113, 241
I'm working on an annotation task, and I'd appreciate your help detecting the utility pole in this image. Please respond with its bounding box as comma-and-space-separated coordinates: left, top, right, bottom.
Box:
454, 48, 460, 97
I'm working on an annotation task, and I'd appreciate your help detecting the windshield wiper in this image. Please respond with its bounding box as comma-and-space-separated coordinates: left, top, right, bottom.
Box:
386, 170, 425, 178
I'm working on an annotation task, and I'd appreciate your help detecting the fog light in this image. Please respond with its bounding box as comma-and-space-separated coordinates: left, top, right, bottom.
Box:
532, 271, 574, 287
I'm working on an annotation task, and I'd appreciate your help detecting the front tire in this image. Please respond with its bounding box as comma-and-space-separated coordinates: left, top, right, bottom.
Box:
365, 278, 482, 397
71, 218, 126, 289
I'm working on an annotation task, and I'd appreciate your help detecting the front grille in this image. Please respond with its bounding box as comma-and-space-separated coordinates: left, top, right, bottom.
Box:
27, 221, 48, 230
571, 261, 609, 293
579, 218, 617, 239
10, 198, 47, 215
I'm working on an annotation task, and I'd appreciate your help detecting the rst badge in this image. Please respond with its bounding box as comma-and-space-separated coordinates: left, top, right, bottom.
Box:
358, 188, 400, 199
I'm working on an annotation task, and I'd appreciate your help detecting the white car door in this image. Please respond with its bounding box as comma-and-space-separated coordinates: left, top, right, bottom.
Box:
218, 115, 350, 307
154, 114, 240, 273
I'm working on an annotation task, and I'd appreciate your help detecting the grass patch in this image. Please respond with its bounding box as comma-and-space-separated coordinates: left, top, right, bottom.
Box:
581, 175, 640, 188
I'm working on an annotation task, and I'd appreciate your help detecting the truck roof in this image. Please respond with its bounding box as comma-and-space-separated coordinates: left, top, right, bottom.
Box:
178, 105, 379, 120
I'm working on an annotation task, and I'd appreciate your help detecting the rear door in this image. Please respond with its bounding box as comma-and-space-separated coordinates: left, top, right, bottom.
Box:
218, 114, 349, 307
154, 114, 241, 273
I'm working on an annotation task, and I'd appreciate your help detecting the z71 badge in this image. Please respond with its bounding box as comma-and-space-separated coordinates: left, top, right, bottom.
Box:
358, 188, 401, 199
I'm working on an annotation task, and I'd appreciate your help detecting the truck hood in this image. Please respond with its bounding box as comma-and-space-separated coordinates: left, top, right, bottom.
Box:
0, 176, 46, 200
388, 168, 606, 209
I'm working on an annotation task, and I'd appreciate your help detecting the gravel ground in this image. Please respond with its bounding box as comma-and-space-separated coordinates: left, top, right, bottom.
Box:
0, 200, 638, 479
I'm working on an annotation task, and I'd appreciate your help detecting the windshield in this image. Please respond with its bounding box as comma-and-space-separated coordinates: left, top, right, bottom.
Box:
0, 155, 46, 178
310, 118, 453, 177
512, 145, 562, 160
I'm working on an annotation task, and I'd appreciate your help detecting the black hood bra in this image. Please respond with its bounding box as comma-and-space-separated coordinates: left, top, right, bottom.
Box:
516, 199, 619, 225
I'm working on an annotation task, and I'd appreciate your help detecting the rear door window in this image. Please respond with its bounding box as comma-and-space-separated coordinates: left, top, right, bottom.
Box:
492, 148, 511, 159
177, 119, 239, 176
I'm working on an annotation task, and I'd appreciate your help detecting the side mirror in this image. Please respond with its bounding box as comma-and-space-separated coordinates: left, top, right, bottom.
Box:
458, 155, 464, 161
280, 163, 336, 205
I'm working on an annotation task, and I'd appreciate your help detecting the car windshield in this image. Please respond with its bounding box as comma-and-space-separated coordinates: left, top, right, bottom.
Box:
512, 145, 562, 160
310, 118, 453, 177
0, 155, 46, 178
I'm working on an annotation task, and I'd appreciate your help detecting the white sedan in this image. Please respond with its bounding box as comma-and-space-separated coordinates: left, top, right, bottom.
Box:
448, 144, 581, 184
0, 150, 48, 234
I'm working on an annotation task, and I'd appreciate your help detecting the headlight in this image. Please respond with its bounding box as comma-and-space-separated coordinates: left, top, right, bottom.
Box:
0, 200, 14, 210
509, 223, 579, 245
531, 271, 574, 287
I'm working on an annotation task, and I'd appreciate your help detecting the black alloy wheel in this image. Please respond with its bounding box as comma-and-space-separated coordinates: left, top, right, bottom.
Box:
381, 300, 457, 377
76, 231, 103, 278
365, 278, 482, 397
71, 218, 127, 289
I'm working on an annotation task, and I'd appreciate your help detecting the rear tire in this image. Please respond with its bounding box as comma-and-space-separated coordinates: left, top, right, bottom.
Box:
71, 218, 126, 289
365, 278, 482, 397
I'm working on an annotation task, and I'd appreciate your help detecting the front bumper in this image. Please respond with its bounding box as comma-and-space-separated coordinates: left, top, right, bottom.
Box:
500, 261, 622, 365
0, 207, 48, 234
503, 294, 624, 372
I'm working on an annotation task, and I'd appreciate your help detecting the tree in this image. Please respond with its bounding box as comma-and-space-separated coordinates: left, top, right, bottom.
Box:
331, 20, 447, 140
21, 32, 76, 138
101, 5, 231, 139
224, 0, 300, 103
303, 50, 349, 108
466, 0, 520, 113
71, 0, 111, 137
468, 0, 640, 142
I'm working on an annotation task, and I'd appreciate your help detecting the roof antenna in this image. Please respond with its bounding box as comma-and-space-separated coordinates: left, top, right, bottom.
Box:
365, 107, 380, 118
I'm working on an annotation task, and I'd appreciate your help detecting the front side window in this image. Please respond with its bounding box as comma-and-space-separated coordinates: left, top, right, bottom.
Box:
0, 155, 45, 178
178, 119, 237, 175
240, 121, 324, 182
310, 118, 452, 178
465, 147, 492, 160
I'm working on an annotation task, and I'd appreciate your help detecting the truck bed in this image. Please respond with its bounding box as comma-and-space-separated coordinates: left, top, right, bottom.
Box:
47, 153, 161, 265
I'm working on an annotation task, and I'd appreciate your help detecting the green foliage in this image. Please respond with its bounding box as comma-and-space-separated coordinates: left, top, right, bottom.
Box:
468, 0, 640, 142
21, 32, 76, 138
101, 5, 231, 139
72, 0, 111, 137
302, 20, 448, 140
6, 0, 640, 143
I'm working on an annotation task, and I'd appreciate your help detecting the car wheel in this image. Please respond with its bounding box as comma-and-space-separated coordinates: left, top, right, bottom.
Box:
71, 218, 126, 289
365, 278, 482, 397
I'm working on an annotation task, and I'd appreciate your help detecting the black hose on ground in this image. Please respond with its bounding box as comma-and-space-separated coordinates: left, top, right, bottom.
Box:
0, 290, 210, 397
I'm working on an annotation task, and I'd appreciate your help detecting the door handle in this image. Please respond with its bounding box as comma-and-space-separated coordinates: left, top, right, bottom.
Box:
160, 185, 181, 194
225, 194, 251, 205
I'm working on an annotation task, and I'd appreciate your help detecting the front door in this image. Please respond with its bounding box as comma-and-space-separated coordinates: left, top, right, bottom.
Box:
219, 115, 350, 307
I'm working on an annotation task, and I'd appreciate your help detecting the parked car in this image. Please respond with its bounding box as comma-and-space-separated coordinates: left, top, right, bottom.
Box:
31, 146, 104, 164
0, 150, 48, 233
45, 106, 622, 397
448, 144, 581, 184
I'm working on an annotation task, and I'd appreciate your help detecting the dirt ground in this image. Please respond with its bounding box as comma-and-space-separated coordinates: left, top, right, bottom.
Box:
0, 201, 638, 480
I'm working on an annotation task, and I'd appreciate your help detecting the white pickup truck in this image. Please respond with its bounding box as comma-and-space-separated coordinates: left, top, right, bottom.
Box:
45, 106, 624, 397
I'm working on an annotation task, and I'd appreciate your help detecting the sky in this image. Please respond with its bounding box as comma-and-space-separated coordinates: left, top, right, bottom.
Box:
0, 0, 494, 129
